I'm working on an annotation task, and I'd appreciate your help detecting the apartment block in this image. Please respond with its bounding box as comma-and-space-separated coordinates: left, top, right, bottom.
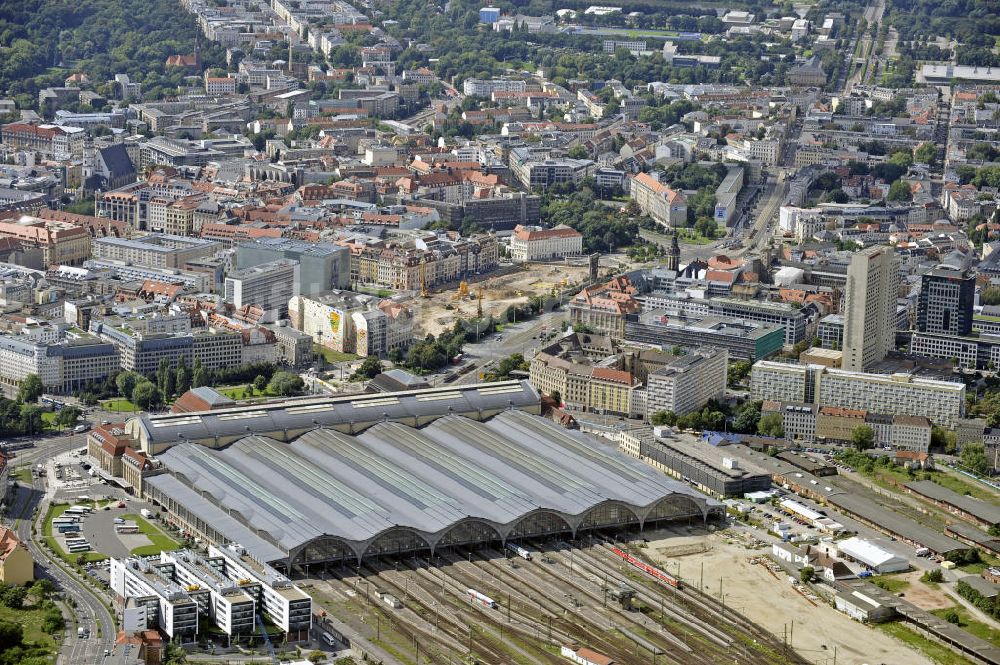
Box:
93, 234, 222, 270
843, 246, 900, 372
630, 172, 687, 228
110, 557, 199, 641
646, 348, 728, 418
159, 551, 256, 639
917, 266, 975, 336
207, 544, 312, 641
224, 259, 300, 317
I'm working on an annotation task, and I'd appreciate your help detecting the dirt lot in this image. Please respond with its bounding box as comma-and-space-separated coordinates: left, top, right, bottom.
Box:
412, 261, 592, 336
897, 570, 954, 611
641, 529, 936, 665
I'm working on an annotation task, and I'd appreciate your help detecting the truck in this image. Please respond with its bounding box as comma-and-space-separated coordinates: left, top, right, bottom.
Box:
77, 627, 86, 638
140, 508, 153, 519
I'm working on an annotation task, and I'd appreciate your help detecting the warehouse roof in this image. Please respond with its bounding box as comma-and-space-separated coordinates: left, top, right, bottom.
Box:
128, 380, 541, 452
904, 480, 1000, 526
147, 410, 719, 565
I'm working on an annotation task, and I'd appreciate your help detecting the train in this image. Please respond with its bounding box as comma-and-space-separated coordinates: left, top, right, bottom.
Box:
466, 588, 498, 608
609, 546, 682, 589
505, 542, 533, 560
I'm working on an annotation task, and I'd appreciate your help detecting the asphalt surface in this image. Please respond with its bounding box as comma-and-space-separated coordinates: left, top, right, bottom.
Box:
8, 432, 117, 665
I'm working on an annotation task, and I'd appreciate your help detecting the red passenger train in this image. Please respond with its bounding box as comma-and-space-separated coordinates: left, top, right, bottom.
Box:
609, 546, 682, 589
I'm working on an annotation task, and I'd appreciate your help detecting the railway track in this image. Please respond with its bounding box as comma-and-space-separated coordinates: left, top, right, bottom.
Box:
474, 547, 695, 665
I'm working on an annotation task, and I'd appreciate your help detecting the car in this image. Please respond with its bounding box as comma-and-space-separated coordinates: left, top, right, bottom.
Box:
73, 424, 90, 433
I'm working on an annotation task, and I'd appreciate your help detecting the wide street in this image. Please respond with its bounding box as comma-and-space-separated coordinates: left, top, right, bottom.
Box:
6, 430, 117, 665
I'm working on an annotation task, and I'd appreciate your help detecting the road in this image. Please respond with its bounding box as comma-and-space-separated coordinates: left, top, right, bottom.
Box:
451, 308, 569, 385
843, 0, 887, 95
7, 433, 116, 665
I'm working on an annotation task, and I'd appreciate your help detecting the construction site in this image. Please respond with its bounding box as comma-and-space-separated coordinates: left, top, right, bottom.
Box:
411, 260, 595, 337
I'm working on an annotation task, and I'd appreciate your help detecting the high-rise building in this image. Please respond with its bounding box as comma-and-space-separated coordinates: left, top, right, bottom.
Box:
843, 246, 900, 372
917, 266, 975, 336
224, 259, 300, 317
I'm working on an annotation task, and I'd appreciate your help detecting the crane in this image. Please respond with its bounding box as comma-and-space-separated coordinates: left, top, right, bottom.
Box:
256, 614, 277, 664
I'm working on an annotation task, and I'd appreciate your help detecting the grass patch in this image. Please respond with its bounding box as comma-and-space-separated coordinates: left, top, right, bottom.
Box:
880, 621, 978, 665
101, 398, 138, 412
121, 513, 181, 555
872, 574, 910, 594
13, 467, 32, 483
930, 606, 1000, 649
676, 229, 716, 245
0, 604, 57, 653
932, 468, 1000, 503
313, 346, 358, 364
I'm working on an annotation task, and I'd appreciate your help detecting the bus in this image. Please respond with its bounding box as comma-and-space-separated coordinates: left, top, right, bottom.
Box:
321, 632, 337, 647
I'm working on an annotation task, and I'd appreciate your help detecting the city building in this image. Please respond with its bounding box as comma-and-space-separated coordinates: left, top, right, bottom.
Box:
109, 557, 199, 641
645, 348, 728, 417
235, 238, 350, 294
623, 430, 771, 498
158, 551, 256, 640
141, 409, 720, 574
752, 361, 965, 428
917, 266, 975, 336
624, 312, 785, 361
569, 276, 640, 339
630, 173, 687, 228
508, 224, 583, 262
289, 290, 412, 356
0, 525, 32, 585
891, 416, 933, 453
843, 246, 900, 372
93, 234, 222, 270
0, 215, 91, 266
224, 260, 300, 318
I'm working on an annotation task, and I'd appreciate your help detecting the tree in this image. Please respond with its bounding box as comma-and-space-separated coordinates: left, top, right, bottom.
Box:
799, 566, 814, 584
728, 360, 752, 386
352, 356, 384, 381
733, 401, 761, 434
914, 142, 937, 165
131, 381, 162, 411
550, 390, 561, 405
651, 410, 678, 427
757, 412, 785, 438
56, 406, 82, 429
0, 620, 22, 650
19, 405, 44, 435
163, 643, 187, 665
887, 179, 912, 202
961, 442, 990, 476
931, 426, 957, 453
176, 359, 191, 395
253, 375, 268, 392
268, 371, 304, 396
944, 608, 961, 624
0, 584, 27, 609
116, 371, 141, 400
163, 367, 176, 399
851, 425, 875, 451
307, 650, 327, 663
16, 374, 42, 404
192, 358, 209, 389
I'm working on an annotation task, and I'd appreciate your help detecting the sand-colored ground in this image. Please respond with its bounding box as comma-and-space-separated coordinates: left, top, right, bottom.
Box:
897, 570, 954, 611
412, 262, 592, 336
641, 529, 936, 665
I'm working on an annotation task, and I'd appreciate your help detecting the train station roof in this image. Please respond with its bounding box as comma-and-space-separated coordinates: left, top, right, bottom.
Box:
146, 410, 720, 566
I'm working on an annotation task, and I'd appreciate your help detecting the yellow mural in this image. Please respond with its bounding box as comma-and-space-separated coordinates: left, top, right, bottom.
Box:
329, 310, 341, 333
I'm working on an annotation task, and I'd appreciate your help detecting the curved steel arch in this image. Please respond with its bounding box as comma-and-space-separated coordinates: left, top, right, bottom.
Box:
502, 509, 575, 540
576, 499, 642, 532
431, 519, 504, 549
641, 493, 707, 525
362, 527, 433, 559
288, 534, 363, 568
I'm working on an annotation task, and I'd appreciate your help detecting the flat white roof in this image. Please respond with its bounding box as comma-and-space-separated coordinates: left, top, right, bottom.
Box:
839, 536, 906, 568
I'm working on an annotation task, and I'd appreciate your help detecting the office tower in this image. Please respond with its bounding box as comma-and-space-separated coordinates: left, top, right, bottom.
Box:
843, 246, 900, 372
917, 266, 975, 335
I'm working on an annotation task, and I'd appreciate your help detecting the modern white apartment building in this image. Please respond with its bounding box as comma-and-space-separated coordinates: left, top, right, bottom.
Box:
159, 551, 256, 640
752, 360, 966, 428
843, 246, 900, 372
109, 557, 199, 641
646, 347, 728, 417
508, 224, 583, 262
750, 360, 820, 404
207, 544, 312, 641
817, 369, 964, 429
224, 259, 300, 317
462, 78, 527, 96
